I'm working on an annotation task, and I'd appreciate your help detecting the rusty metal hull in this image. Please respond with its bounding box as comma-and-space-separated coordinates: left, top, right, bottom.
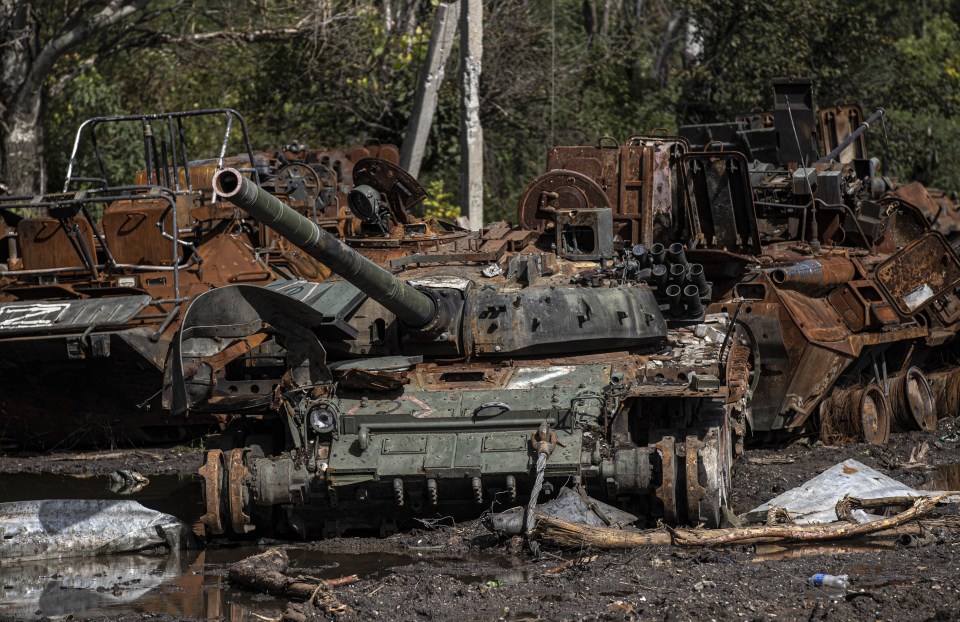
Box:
0, 108, 399, 448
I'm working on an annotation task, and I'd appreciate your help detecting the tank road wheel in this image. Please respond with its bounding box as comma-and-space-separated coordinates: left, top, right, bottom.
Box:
223, 446, 264, 536
686, 420, 733, 528
651, 434, 679, 523
198, 449, 225, 536
226, 448, 252, 535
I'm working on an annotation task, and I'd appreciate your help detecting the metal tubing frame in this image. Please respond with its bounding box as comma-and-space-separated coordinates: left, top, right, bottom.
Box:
0, 188, 196, 301
63, 109, 260, 193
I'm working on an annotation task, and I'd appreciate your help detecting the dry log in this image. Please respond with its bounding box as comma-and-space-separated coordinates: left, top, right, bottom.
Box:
670, 493, 955, 547
535, 494, 955, 550
228, 548, 352, 615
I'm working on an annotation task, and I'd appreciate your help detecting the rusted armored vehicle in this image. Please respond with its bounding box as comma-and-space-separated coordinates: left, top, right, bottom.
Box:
167, 159, 750, 537
166, 80, 960, 539
673, 78, 960, 442
0, 109, 395, 447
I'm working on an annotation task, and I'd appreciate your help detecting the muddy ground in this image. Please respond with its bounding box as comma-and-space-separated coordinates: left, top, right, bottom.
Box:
2, 420, 960, 622
0, 444, 204, 476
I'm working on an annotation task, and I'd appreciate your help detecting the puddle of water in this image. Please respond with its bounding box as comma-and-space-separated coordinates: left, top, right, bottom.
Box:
0, 549, 287, 621
0, 544, 532, 621
0, 473, 204, 523
0, 471, 538, 620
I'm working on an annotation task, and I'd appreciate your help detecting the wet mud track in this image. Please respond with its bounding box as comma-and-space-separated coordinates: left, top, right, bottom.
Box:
0, 421, 959, 621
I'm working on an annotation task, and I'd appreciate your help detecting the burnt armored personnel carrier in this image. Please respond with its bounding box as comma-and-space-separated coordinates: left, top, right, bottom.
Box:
0, 109, 395, 447
167, 81, 960, 538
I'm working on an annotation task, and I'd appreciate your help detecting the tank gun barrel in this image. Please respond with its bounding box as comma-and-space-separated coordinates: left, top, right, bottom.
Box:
816, 108, 884, 164
768, 257, 856, 294
213, 168, 437, 328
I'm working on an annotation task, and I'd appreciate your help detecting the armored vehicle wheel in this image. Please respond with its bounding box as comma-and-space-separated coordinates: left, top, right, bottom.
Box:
686, 418, 733, 528
650, 433, 679, 523
198, 446, 267, 538
276, 163, 322, 205
198, 449, 225, 536
650, 405, 733, 528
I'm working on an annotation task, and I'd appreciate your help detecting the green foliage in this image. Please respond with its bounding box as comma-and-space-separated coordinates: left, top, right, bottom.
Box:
419, 178, 459, 221
874, 109, 960, 192
45, 68, 142, 192
34, 0, 960, 218
889, 15, 960, 115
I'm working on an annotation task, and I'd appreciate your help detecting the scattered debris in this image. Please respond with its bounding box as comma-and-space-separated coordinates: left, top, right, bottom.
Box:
545, 555, 598, 574
806, 573, 850, 600
0, 499, 192, 562
487, 486, 637, 536
107, 469, 150, 495
746, 459, 957, 524
228, 548, 355, 615
746, 456, 796, 466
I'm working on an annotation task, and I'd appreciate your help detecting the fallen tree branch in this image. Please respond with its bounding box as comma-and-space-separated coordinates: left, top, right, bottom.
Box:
534, 493, 956, 550
669, 493, 956, 547
228, 548, 352, 615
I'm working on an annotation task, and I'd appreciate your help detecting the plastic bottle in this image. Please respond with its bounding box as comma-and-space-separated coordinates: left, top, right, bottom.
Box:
806, 574, 850, 599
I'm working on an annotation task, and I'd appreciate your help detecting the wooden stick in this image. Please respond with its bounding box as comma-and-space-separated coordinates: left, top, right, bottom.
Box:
228, 548, 352, 614
546, 555, 598, 574
535, 494, 956, 550
670, 493, 955, 547
534, 515, 672, 549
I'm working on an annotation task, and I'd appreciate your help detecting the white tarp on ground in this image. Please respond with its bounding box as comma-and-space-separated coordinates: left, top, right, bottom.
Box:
746, 458, 953, 525
0, 499, 192, 562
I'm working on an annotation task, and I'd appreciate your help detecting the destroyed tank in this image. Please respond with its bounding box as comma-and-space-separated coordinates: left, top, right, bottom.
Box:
0, 109, 396, 447
169, 80, 960, 539
168, 160, 749, 538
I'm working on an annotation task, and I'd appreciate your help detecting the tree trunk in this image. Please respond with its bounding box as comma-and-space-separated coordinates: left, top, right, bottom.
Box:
0, 0, 151, 196
0, 0, 41, 196
2, 90, 44, 196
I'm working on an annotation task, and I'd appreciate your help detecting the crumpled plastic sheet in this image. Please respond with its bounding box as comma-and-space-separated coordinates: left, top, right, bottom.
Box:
746, 458, 958, 525
487, 486, 638, 534
0, 499, 193, 563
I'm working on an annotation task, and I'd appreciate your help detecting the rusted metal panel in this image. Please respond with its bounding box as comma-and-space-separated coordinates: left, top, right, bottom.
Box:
17, 218, 97, 271
102, 198, 193, 266
875, 232, 960, 316
681, 152, 761, 254
819, 104, 867, 163
776, 289, 850, 343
